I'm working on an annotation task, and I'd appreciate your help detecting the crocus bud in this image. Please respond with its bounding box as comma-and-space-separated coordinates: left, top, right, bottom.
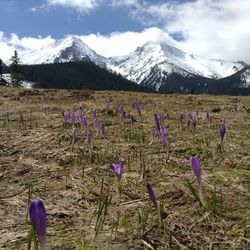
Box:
146, 182, 158, 210
154, 112, 160, 132
160, 127, 168, 152
219, 125, 226, 142
189, 156, 201, 185
188, 111, 193, 120
152, 127, 157, 138
29, 199, 47, 248
72, 126, 76, 140
130, 115, 135, 126
178, 112, 183, 123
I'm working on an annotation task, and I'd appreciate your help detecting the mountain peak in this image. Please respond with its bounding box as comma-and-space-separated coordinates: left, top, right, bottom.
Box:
19, 35, 106, 67
59, 36, 86, 47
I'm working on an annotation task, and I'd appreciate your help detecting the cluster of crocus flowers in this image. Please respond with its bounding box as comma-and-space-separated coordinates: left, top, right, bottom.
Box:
29, 199, 47, 249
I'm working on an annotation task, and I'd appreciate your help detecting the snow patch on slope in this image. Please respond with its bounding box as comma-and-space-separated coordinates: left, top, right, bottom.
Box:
240, 69, 250, 87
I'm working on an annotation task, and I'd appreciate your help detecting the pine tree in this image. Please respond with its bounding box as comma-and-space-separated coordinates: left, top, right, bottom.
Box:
10, 50, 22, 87
0, 59, 2, 77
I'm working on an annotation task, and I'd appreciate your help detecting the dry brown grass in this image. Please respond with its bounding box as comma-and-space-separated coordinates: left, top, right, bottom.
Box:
0, 87, 249, 249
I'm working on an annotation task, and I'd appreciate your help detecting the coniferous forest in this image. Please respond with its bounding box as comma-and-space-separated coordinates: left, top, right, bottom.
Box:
14, 61, 152, 92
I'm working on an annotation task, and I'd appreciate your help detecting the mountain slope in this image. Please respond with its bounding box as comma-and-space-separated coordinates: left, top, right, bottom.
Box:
19, 61, 151, 92
19, 36, 106, 67
108, 41, 245, 91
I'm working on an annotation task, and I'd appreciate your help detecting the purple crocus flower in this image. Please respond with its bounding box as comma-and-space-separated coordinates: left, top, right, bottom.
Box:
83, 116, 88, 129
78, 115, 84, 126
219, 125, 226, 142
105, 102, 110, 115
154, 112, 160, 132
120, 110, 126, 123
72, 126, 76, 141
101, 123, 106, 140
160, 126, 168, 152
152, 127, 157, 138
178, 112, 183, 123
119, 105, 124, 114
79, 103, 84, 114
188, 111, 193, 120
189, 156, 201, 185
196, 109, 199, 118
93, 109, 97, 120
130, 115, 135, 127
192, 119, 197, 130
29, 199, 47, 248
94, 118, 100, 129
146, 182, 158, 210
206, 111, 210, 121
178, 112, 183, 129
112, 163, 124, 180
70, 112, 75, 124
187, 119, 191, 129
135, 102, 142, 117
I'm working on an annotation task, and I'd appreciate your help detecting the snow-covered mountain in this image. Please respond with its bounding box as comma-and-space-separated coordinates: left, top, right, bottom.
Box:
19, 36, 106, 68
108, 41, 246, 90
2, 36, 248, 92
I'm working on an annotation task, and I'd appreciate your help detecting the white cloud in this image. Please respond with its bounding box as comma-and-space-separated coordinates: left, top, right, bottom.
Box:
110, 0, 141, 8
0, 32, 55, 62
132, 0, 250, 63
79, 27, 175, 57
46, 0, 98, 12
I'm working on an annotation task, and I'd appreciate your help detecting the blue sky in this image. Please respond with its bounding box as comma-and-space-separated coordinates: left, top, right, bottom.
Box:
0, 0, 250, 63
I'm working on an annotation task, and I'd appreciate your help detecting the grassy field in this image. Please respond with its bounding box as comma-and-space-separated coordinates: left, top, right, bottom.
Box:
0, 87, 249, 250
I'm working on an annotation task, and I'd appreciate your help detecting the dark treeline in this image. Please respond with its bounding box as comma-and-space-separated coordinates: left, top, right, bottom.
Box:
8, 61, 153, 92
